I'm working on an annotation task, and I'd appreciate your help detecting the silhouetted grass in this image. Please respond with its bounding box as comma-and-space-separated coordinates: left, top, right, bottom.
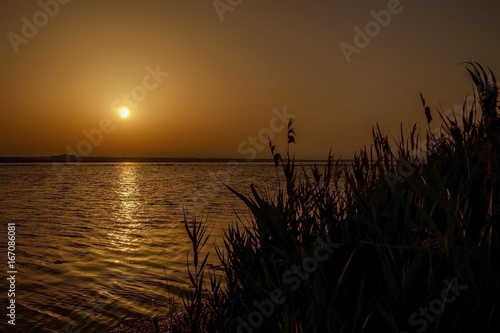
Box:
168, 63, 500, 332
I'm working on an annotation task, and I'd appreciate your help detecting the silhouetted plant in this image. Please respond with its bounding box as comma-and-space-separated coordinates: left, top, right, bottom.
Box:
168, 63, 500, 332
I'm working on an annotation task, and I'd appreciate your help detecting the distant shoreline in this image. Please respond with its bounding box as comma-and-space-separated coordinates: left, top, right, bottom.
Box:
0, 155, 340, 164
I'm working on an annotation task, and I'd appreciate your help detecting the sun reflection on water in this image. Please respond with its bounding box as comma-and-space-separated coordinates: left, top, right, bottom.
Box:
108, 164, 144, 252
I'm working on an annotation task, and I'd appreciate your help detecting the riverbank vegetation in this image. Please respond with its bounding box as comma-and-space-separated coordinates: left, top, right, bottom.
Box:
166, 63, 500, 332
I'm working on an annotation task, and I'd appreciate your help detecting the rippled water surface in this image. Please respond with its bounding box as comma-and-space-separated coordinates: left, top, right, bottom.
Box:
0, 162, 284, 332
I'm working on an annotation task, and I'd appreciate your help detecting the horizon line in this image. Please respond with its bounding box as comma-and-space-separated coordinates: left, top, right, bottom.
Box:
0, 155, 351, 163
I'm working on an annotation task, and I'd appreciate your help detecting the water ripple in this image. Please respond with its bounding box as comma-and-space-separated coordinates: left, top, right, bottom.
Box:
0, 162, 295, 332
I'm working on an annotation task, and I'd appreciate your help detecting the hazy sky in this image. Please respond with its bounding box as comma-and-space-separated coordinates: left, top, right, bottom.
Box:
1, 0, 499, 159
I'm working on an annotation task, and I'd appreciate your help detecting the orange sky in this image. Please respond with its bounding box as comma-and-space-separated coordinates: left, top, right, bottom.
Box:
1, 0, 499, 159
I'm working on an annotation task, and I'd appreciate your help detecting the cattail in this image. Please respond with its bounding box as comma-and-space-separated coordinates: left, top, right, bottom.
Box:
425, 106, 432, 124
420, 93, 432, 124
273, 153, 281, 167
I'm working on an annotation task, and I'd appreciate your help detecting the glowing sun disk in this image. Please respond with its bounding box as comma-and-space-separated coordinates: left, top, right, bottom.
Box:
120, 108, 130, 118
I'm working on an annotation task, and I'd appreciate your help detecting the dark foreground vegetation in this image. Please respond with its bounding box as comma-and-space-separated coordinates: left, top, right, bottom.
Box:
164, 63, 500, 333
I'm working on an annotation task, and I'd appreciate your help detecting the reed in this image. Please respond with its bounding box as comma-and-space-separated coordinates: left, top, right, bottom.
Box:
168, 63, 500, 332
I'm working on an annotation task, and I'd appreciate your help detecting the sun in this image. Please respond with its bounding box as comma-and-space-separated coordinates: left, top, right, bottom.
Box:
120, 107, 130, 118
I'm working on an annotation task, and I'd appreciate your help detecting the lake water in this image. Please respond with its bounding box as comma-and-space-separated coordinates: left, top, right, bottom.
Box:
0, 162, 290, 332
